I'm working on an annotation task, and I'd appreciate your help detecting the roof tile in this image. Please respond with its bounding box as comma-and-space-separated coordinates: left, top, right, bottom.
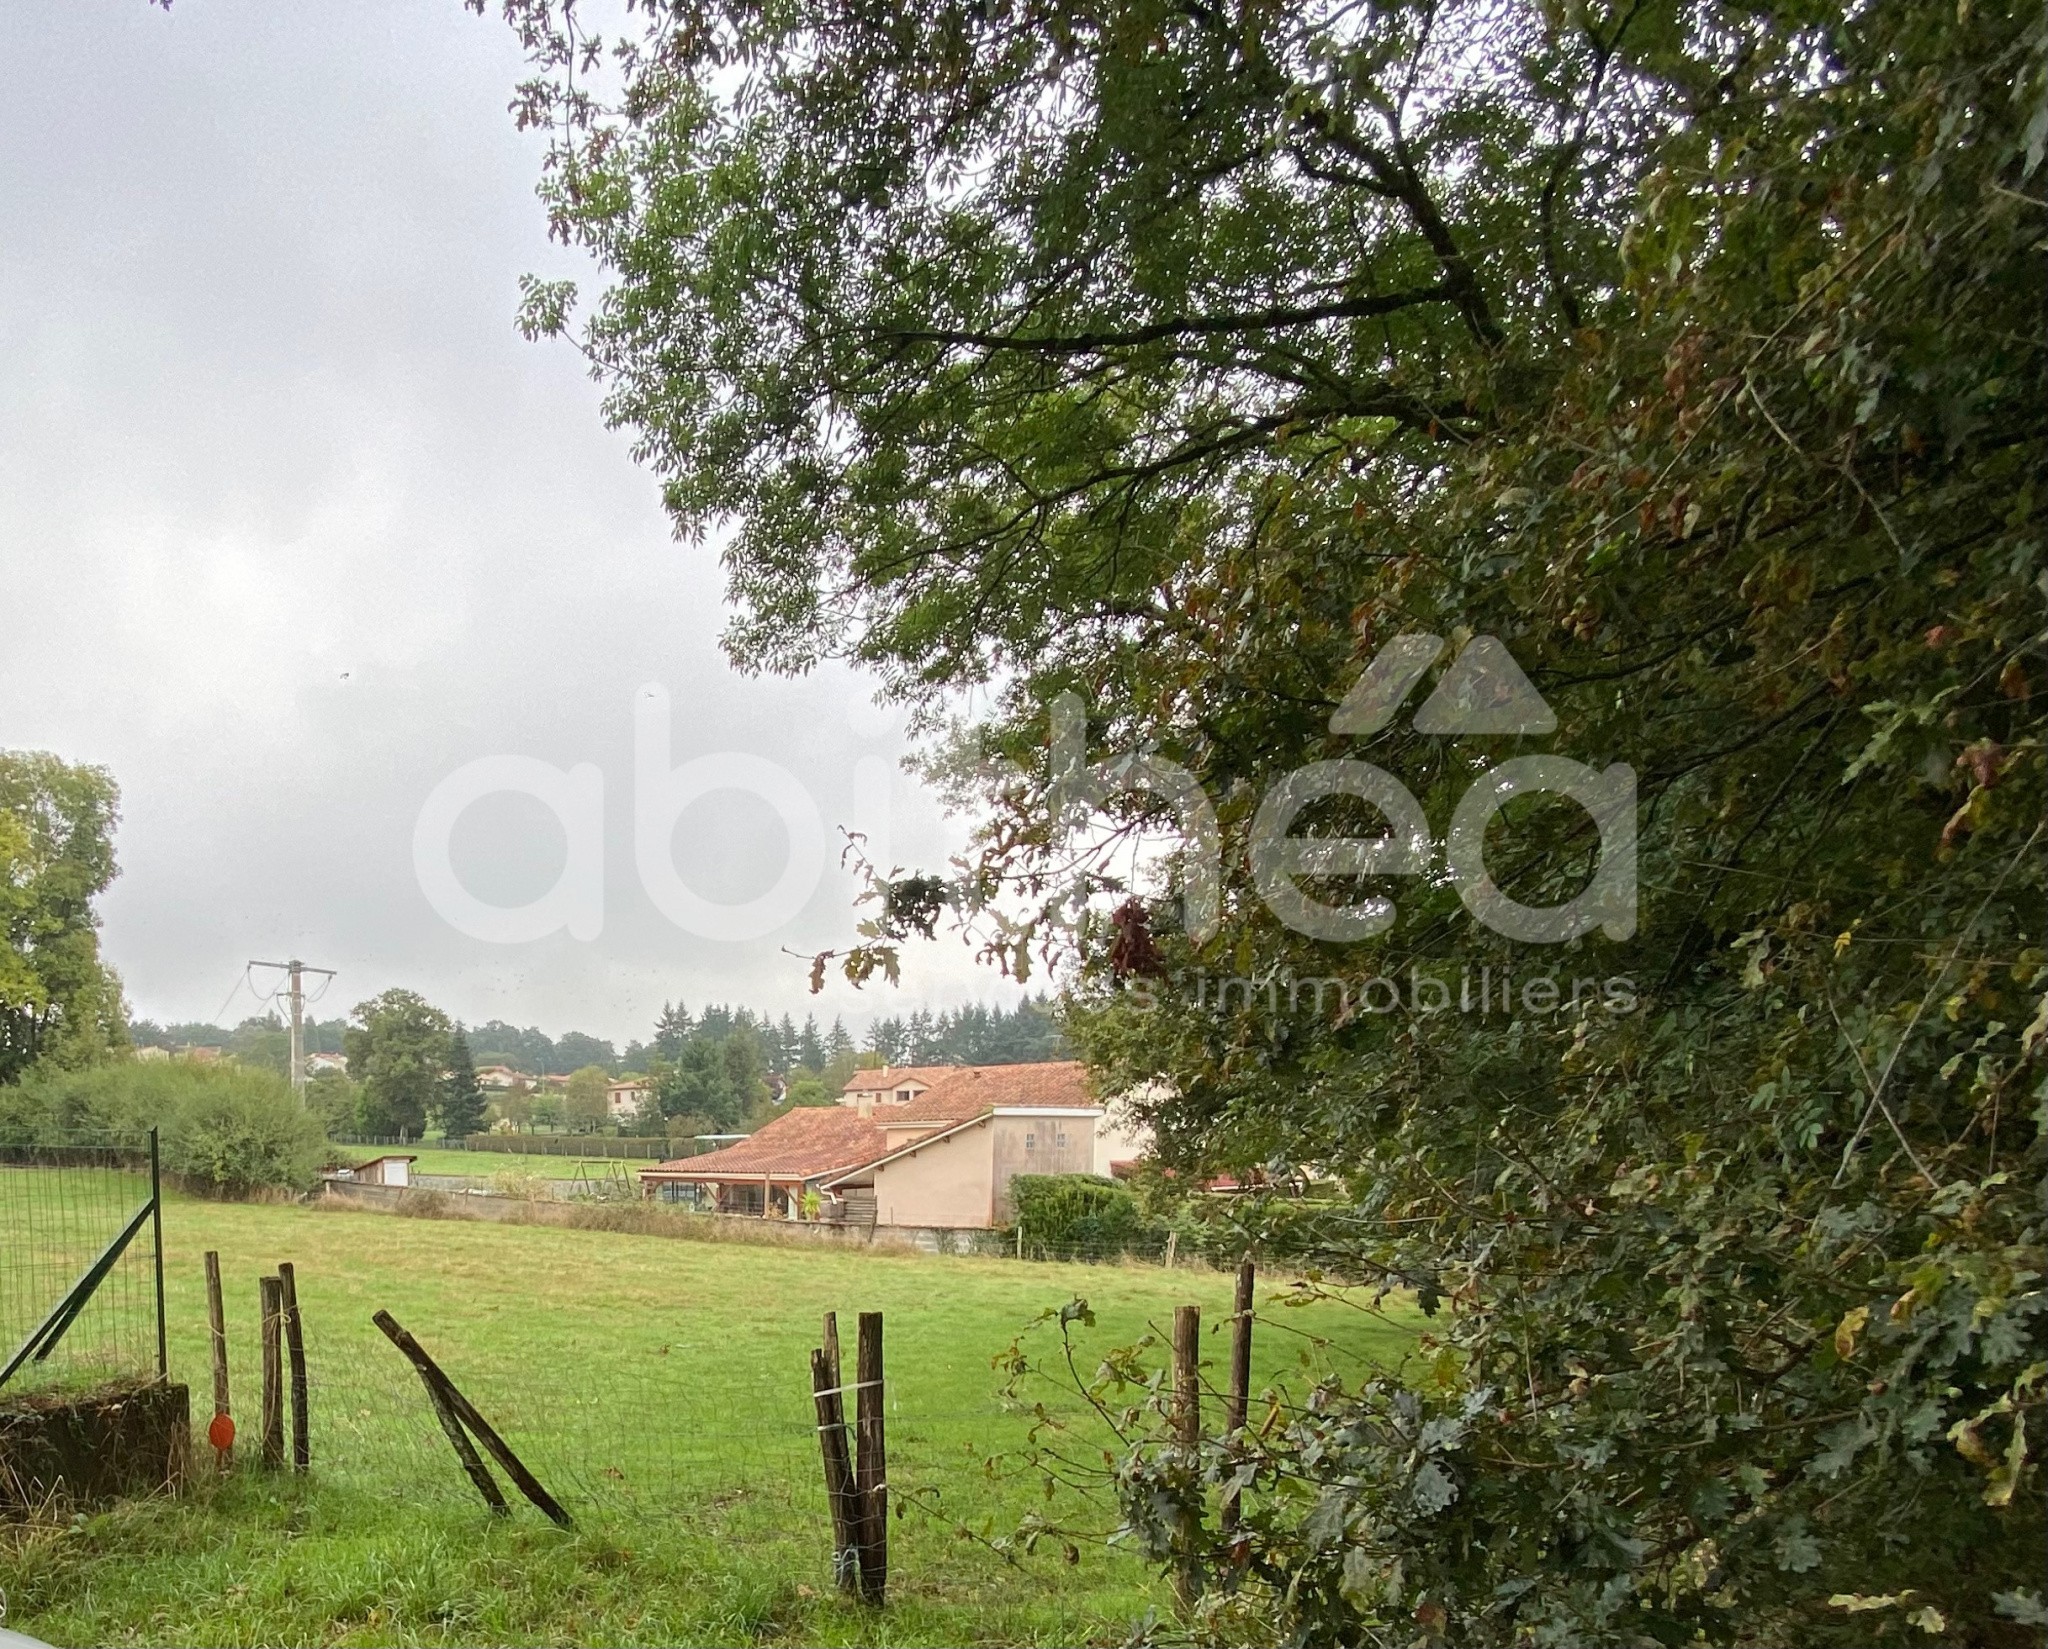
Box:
839, 1064, 962, 1095
881, 1061, 1096, 1123
651, 1061, 1101, 1180
643, 1105, 895, 1180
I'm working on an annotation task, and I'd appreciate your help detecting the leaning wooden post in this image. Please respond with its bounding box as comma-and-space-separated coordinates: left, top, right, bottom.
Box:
203, 1251, 232, 1471
1170, 1303, 1203, 1612
371, 1310, 572, 1527
1221, 1261, 1254, 1540
810, 1346, 860, 1595
382, 1322, 506, 1516
258, 1275, 285, 1471
854, 1311, 888, 1604
822, 1310, 842, 1389
278, 1261, 310, 1473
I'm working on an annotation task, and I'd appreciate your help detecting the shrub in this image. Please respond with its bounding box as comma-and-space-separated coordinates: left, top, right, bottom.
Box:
0, 1061, 326, 1195
301, 1070, 360, 1136
1009, 1174, 1158, 1254
785, 1074, 829, 1107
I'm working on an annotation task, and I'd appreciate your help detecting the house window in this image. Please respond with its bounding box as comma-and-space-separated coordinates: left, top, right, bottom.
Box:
896, 1089, 912, 1102
1024, 1132, 1036, 1150
1055, 1131, 1067, 1148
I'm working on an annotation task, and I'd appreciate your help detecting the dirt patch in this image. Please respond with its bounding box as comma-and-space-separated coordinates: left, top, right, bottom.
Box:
0, 1377, 189, 1513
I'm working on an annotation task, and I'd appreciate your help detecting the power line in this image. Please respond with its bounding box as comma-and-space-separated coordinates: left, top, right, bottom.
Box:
206, 967, 255, 1028
251, 950, 339, 1089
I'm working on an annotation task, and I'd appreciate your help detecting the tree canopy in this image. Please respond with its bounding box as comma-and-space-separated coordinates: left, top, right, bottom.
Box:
344, 989, 453, 1139
0, 750, 126, 1084
495, 0, 2046, 1638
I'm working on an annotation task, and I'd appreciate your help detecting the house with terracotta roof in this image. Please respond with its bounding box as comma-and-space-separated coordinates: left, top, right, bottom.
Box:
640, 1061, 1106, 1229
836, 1064, 960, 1115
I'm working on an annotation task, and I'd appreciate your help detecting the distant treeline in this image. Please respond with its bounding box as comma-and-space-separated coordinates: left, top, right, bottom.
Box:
125, 994, 1065, 1081
862, 1000, 1066, 1067
129, 1015, 348, 1067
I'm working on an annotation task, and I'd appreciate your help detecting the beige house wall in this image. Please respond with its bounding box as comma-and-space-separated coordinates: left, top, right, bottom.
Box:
869, 1118, 999, 1228
848, 1109, 1106, 1230
877, 1122, 945, 1149
1092, 1097, 1154, 1177
842, 1077, 936, 1113
990, 1114, 1096, 1222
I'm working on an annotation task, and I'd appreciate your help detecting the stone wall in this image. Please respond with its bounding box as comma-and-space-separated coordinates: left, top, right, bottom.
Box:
316, 1179, 993, 1254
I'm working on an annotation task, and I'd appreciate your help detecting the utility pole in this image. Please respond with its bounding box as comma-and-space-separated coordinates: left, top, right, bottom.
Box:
250, 959, 337, 1094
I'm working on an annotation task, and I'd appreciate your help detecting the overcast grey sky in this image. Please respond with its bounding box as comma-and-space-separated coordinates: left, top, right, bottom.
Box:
0, 0, 1007, 1046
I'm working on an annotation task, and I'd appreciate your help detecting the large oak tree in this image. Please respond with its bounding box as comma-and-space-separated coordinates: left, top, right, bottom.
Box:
489, 0, 2046, 1639
0, 751, 125, 1084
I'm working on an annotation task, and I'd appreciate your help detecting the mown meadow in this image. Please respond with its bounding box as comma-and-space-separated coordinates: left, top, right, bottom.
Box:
1, 1192, 1418, 1646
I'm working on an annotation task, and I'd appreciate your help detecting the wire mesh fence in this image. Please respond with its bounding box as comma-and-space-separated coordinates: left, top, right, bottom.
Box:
0, 1135, 164, 1400
331, 1135, 673, 1159
0, 1163, 1386, 1625
175, 1251, 1066, 1541
288, 1324, 827, 1514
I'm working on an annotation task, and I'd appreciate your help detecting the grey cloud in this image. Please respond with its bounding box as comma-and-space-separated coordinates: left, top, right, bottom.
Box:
0, 0, 1011, 1045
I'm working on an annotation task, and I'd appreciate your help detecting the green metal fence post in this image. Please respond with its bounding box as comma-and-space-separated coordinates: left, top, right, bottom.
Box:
150, 1127, 167, 1380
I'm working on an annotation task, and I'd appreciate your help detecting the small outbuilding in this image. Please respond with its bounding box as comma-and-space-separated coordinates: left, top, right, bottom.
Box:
331, 1154, 417, 1188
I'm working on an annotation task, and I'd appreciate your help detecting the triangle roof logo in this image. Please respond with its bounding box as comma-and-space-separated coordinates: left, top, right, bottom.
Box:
1330, 633, 1557, 737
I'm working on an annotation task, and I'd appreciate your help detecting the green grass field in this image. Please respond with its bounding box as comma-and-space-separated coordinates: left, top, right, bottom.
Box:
1, 1190, 1420, 1646
367, 1147, 650, 1181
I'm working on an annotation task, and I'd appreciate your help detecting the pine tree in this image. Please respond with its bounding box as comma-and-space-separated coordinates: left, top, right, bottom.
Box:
653, 1000, 693, 1060
437, 1027, 489, 1140
797, 1013, 825, 1071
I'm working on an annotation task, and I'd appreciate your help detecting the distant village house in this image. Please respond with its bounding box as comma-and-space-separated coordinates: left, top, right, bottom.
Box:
640, 1061, 1150, 1232
607, 1078, 652, 1120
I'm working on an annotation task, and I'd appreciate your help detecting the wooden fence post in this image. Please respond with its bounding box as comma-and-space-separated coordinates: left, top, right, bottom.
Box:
854, 1311, 887, 1604
1170, 1303, 1202, 1612
1172, 1303, 1201, 1447
259, 1275, 285, 1471
203, 1251, 231, 1470
413, 1363, 509, 1516
278, 1261, 310, 1473
438, 1390, 509, 1513
371, 1310, 572, 1527
1221, 1261, 1254, 1541
810, 1346, 860, 1594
